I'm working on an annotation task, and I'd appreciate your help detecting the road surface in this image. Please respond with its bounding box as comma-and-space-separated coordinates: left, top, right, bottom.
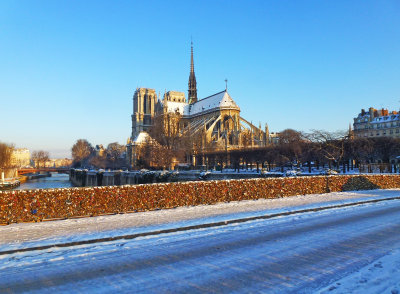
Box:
1, 195, 400, 293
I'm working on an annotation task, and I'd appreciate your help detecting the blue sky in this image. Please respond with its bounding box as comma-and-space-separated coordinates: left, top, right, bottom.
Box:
1, 0, 399, 158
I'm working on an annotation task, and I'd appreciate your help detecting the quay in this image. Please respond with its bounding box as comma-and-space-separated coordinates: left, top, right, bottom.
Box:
19, 172, 51, 183
0, 179, 20, 190
69, 168, 281, 187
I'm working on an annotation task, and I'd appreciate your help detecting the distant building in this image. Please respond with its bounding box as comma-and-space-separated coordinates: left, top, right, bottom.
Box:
95, 144, 105, 157
44, 158, 72, 168
11, 148, 31, 167
353, 107, 400, 138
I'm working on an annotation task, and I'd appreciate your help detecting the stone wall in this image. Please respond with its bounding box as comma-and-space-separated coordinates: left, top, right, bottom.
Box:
69, 169, 268, 187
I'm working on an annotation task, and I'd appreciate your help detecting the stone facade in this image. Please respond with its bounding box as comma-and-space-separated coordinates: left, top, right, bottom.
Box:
131, 89, 270, 149
131, 88, 159, 139
353, 107, 400, 138
163, 91, 186, 103
11, 148, 31, 167
44, 158, 72, 168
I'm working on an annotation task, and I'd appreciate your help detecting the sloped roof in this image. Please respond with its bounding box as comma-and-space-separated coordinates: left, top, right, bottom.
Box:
162, 90, 240, 117
371, 114, 400, 123
133, 132, 150, 144
188, 90, 240, 116
164, 101, 187, 115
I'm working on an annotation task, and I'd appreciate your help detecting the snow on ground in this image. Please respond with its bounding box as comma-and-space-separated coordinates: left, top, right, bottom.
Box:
1, 189, 400, 250
0, 189, 400, 294
318, 248, 400, 294
1, 192, 400, 293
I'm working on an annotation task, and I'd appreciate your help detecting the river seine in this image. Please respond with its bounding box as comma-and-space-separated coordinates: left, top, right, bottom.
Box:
15, 173, 73, 190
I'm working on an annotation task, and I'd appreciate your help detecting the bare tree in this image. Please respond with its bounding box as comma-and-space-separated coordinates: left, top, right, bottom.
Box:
278, 129, 305, 168
38, 151, 49, 167
307, 130, 347, 171
147, 112, 185, 167
71, 139, 93, 167
149, 112, 182, 150
139, 138, 174, 170
0, 142, 14, 177
106, 142, 126, 169
31, 151, 39, 168
371, 137, 400, 164
31, 150, 50, 168
89, 155, 107, 169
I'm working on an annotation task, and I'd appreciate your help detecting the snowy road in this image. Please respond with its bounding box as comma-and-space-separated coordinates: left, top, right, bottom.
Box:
1, 193, 400, 293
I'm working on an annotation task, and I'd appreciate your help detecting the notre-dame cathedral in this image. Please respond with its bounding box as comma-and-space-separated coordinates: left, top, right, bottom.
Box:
128, 43, 274, 168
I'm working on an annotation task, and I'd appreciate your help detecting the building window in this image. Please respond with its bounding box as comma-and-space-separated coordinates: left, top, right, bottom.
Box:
397, 129, 399, 133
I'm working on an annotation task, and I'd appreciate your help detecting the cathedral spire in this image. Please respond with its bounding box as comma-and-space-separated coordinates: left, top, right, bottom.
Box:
188, 41, 198, 104
190, 41, 194, 73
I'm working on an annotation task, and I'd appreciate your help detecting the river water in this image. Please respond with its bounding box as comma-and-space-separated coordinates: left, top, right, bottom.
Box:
15, 173, 73, 190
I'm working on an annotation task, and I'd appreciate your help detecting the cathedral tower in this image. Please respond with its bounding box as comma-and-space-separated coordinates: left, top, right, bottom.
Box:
188, 41, 198, 104
131, 88, 157, 139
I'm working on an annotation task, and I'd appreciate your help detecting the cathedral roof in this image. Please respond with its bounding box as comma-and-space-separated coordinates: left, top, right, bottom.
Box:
162, 90, 240, 117
188, 90, 240, 116
164, 101, 187, 115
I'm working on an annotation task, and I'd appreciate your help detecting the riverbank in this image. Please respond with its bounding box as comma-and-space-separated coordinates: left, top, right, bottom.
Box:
69, 169, 281, 187
0, 179, 20, 190
1, 173, 53, 190
19, 173, 51, 183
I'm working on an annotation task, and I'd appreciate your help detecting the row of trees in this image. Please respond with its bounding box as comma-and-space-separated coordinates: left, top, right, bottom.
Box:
72, 118, 400, 173
71, 139, 126, 169
31, 150, 50, 168
136, 140, 177, 170
200, 129, 400, 173
135, 118, 400, 172
142, 114, 354, 171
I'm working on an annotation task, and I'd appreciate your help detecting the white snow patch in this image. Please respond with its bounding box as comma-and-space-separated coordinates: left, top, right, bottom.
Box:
318, 248, 400, 294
